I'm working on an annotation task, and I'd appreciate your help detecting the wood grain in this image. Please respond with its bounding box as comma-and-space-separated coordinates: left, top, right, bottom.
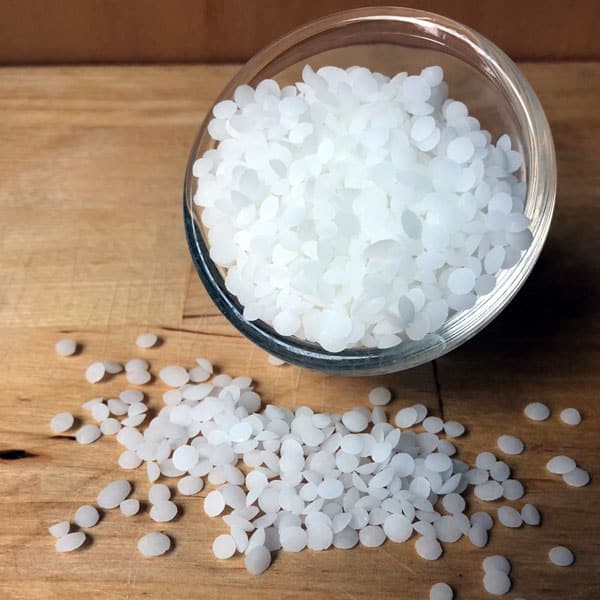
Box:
0, 63, 599, 599
1, 0, 600, 64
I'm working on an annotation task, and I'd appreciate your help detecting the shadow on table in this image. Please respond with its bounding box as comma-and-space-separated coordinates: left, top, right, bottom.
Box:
438, 231, 599, 379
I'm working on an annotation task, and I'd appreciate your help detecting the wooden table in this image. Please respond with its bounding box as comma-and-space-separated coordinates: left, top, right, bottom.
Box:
0, 64, 598, 600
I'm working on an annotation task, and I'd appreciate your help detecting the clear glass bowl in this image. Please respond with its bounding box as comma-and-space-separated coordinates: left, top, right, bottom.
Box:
183, 7, 556, 376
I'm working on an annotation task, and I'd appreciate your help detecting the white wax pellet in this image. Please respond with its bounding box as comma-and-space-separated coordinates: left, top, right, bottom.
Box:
163, 390, 182, 406
55, 532, 86, 553
560, 408, 581, 425
127, 369, 151, 385
474, 481, 503, 501
403, 76, 431, 102
75, 424, 101, 445
549, 546, 575, 567
212, 534, 237, 559
476, 452, 497, 470
465, 468, 488, 485
116, 426, 142, 450
333, 527, 359, 549
411, 116, 435, 142
318, 479, 343, 499
497, 506, 522, 528
136, 332, 158, 348
521, 503, 541, 526
434, 516, 462, 543
423, 416, 444, 433
177, 476, 204, 496
502, 479, 525, 500
483, 555, 511, 574
97, 480, 131, 509
562, 467, 590, 487
395, 407, 418, 428
272, 311, 300, 336
359, 525, 385, 548
445, 100, 467, 122
447, 137, 474, 163
85, 362, 105, 384
188, 366, 210, 383
483, 571, 512, 596
120, 498, 140, 516
102, 360, 122, 375
125, 359, 148, 373
368, 386, 392, 406
383, 514, 412, 543
280, 526, 307, 552
307, 525, 333, 551
74, 505, 99, 528
468, 524, 488, 548
50, 412, 74, 433
48, 521, 70, 538
149, 500, 177, 522
55, 339, 77, 356
146, 461, 160, 483
245, 545, 272, 575
204, 490, 226, 517
415, 536, 443, 560
524, 402, 550, 421
425, 453, 452, 472
430, 582, 454, 600
421, 65, 443, 86
471, 512, 494, 530
88, 404, 109, 425
342, 409, 369, 433
137, 532, 171, 557
489, 192, 513, 214
484, 247, 506, 274
119, 449, 142, 470
159, 365, 189, 387
442, 493, 465, 515
213, 100, 237, 120
497, 434, 524, 455
148, 484, 171, 504
401, 209, 422, 240
172, 445, 200, 471
230, 421, 252, 443
546, 455, 577, 475
447, 268, 476, 295
267, 355, 286, 366
443, 421, 465, 438
122, 414, 145, 427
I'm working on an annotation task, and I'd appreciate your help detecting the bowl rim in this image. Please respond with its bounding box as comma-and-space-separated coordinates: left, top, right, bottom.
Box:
183, 6, 556, 375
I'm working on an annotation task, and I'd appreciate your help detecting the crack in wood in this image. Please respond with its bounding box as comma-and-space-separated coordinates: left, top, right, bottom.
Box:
0, 449, 36, 460
432, 360, 444, 420
161, 325, 240, 338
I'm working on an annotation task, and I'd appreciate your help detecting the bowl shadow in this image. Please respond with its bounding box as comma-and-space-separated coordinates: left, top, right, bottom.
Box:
437, 226, 599, 385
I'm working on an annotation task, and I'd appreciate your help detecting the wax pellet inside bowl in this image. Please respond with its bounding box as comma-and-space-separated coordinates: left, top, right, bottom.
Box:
193, 64, 532, 354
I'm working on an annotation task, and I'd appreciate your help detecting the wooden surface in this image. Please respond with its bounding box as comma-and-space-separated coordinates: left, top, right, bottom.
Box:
2, 0, 600, 64
0, 63, 599, 599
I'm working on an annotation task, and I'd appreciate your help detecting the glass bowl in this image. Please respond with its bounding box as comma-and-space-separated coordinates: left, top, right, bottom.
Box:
183, 6, 556, 376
